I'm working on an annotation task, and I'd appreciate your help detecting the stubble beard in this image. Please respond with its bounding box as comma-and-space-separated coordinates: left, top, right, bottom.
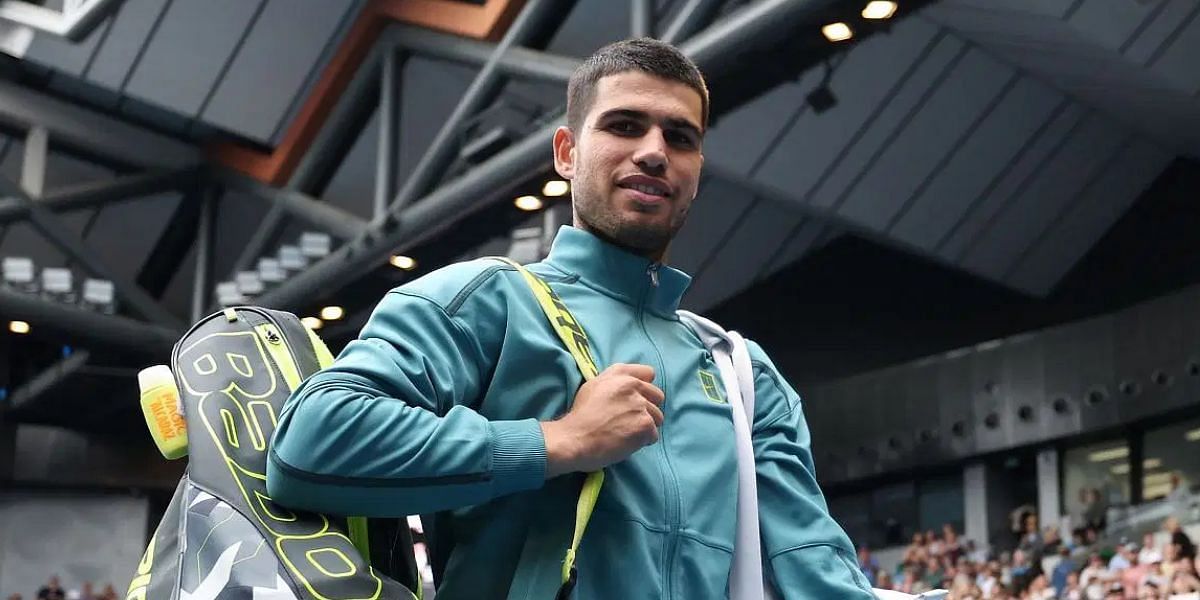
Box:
574, 189, 680, 258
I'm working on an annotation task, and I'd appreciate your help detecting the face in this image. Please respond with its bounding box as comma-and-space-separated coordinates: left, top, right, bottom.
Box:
554, 71, 704, 260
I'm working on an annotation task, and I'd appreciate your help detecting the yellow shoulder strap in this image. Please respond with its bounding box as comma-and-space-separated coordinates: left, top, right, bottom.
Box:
490, 257, 604, 592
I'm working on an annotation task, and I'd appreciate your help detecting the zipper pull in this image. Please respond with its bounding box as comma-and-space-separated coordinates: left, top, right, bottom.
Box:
647, 263, 660, 287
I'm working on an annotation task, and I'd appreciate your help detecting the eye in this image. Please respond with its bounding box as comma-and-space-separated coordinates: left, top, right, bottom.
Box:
666, 130, 698, 149
607, 120, 643, 135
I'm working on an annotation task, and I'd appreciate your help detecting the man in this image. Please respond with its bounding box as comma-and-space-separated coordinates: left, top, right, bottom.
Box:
268, 38, 872, 599
35, 577, 64, 600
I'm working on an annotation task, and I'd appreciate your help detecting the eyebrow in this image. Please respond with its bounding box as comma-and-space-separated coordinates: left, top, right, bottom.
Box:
597, 108, 703, 139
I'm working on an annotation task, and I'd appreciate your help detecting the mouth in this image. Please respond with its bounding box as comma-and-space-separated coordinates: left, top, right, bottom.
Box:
615, 175, 672, 202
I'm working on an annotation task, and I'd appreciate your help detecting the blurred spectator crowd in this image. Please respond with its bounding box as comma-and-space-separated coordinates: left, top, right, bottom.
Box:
6, 576, 120, 600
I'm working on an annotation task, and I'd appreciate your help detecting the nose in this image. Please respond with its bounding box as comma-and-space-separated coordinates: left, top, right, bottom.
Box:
632, 128, 668, 176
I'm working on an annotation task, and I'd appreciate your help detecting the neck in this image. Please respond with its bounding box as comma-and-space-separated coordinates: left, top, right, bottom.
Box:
572, 216, 668, 263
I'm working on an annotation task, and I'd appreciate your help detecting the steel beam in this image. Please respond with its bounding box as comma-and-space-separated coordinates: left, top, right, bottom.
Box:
191, 186, 217, 323
387, 0, 563, 213
7, 350, 91, 412
384, 24, 578, 85
0, 80, 200, 169
0, 175, 183, 328
215, 169, 368, 241
257, 0, 838, 311
229, 48, 385, 279
0, 168, 194, 224
136, 185, 211, 298
0, 0, 120, 40
21, 125, 47, 198
660, 0, 727, 44
375, 49, 402, 221
0, 288, 178, 354
631, 0, 654, 37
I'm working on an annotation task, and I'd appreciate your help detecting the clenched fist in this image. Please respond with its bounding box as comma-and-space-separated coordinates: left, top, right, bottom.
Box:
540, 363, 665, 478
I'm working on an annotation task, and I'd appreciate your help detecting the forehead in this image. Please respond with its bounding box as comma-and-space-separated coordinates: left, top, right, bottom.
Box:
586, 71, 703, 126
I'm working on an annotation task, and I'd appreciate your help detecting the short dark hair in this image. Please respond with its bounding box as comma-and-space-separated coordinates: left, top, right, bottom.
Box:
566, 37, 709, 133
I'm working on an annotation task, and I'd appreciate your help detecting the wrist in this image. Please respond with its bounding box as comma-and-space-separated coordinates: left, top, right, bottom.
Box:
540, 420, 577, 479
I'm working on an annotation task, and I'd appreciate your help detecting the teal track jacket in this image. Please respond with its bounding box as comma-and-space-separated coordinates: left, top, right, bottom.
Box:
267, 226, 873, 599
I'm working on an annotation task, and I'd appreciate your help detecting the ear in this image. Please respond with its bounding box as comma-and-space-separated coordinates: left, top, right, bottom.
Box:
552, 126, 576, 179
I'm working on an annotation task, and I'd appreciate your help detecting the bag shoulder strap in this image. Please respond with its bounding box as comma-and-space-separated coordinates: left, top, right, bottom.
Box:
488, 257, 604, 597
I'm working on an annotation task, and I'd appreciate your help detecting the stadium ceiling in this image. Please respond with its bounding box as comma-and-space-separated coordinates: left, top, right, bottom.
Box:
0, 0, 1195, 430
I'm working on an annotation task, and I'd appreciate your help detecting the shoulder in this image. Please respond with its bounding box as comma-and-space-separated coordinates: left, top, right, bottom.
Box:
391, 257, 522, 315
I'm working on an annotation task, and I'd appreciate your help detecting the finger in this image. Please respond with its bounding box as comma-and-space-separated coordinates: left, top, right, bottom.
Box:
606, 363, 655, 383
636, 380, 665, 406
645, 401, 664, 427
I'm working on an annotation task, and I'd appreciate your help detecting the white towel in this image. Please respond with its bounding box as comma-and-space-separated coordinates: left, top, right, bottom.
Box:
678, 311, 946, 600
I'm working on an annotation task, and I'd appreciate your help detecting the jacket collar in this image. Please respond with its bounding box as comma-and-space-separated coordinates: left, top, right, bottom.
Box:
542, 226, 691, 318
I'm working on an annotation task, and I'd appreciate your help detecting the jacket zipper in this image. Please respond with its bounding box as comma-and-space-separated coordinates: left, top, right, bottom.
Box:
641, 265, 680, 597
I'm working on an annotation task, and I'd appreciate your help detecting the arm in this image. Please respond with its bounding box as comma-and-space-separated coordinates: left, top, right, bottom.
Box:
266, 286, 547, 517
746, 340, 876, 599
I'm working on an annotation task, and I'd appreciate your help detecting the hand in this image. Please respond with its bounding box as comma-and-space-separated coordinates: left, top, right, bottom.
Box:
540, 363, 665, 478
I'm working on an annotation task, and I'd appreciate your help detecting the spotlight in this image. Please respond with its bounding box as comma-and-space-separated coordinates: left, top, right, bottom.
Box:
41, 267, 76, 303
301, 316, 323, 330
214, 282, 245, 307
542, 180, 570, 197
8, 320, 29, 334
514, 195, 543, 211
862, 1, 898, 19
320, 306, 344, 321
389, 255, 417, 270
822, 22, 853, 42
257, 258, 287, 286
235, 271, 264, 297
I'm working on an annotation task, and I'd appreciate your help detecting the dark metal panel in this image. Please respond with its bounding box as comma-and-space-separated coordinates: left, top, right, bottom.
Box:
23, 7, 110, 76
1000, 334, 1047, 447
837, 47, 1014, 231
1006, 138, 1169, 295
888, 77, 1062, 252
960, 112, 1126, 283
969, 344, 1010, 454
754, 17, 946, 206
1123, 0, 1198, 64
682, 193, 804, 312
84, 0, 169, 90
1066, 0, 1163, 52
669, 176, 754, 278
202, 0, 356, 142
701, 71, 817, 178
936, 102, 1084, 262
936, 351, 977, 460
122, 0, 262, 117
1145, 4, 1200, 95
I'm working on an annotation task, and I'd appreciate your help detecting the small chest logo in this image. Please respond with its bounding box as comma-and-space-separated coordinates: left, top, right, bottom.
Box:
698, 370, 726, 404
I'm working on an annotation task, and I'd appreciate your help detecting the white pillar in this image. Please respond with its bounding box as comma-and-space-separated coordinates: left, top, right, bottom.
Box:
964, 462, 989, 550
1036, 448, 1062, 533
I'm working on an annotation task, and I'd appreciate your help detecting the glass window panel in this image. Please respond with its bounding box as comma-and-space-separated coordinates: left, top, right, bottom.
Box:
1061, 438, 1131, 523
1142, 417, 1200, 501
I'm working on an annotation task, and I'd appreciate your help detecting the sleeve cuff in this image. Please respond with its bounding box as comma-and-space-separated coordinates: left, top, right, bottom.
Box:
489, 418, 547, 496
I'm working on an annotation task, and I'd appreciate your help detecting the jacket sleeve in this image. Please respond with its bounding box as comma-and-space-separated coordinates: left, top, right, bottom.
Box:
266, 286, 547, 517
745, 340, 876, 599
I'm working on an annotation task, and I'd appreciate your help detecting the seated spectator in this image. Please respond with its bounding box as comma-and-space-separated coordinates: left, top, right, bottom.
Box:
1083, 488, 1108, 536
1109, 543, 1134, 572
876, 570, 894, 590
1166, 516, 1197, 561
36, 577, 65, 600
1138, 556, 1167, 597
1169, 555, 1200, 595
1139, 533, 1161, 566
1082, 552, 1110, 600
858, 545, 880, 587
1063, 571, 1084, 600
1103, 582, 1125, 600
1052, 545, 1078, 596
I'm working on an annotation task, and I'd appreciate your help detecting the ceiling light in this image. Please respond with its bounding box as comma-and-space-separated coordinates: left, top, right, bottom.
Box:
1088, 446, 1129, 462
1111, 464, 1129, 475
389, 255, 417, 271
862, 1, 898, 20
8, 320, 29, 334
1144, 458, 1162, 470
301, 317, 323, 330
514, 195, 543, 211
542, 180, 569, 197
822, 22, 853, 42
320, 306, 345, 321
1186, 428, 1200, 442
